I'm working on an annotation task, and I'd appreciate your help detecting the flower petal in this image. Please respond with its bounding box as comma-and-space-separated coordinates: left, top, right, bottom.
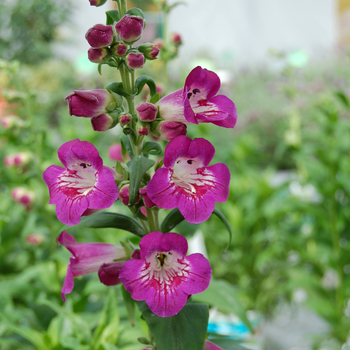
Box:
55, 196, 89, 226
61, 260, 74, 301
157, 89, 187, 123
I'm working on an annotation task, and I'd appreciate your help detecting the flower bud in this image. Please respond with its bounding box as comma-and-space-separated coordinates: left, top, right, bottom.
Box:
108, 144, 124, 162
125, 52, 144, 69
89, 0, 107, 7
120, 113, 132, 125
153, 38, 163, 49
4, 155, 15, 167
137, 42, 159, 60
119, 184, 139, 205
136, 102, 157, 122
88, 47, 109, 63
11, 187, 35, 210
171, 32, 182, 46
85, 24, 114, 48
1, 115, 24, 129
112, 42, 128, 56
157, 121, 187, 140
137, 125, 149, 136
115, 15, 144, 44
139, 186, 156, 208
91, 113, 117, 131
5, 152, 32, 168
98, 261, 125, 286
26, 234, 44, 245
65, 90, 114, 118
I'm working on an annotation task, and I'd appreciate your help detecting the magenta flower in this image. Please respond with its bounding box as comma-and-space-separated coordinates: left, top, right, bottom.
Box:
157, 66, 237, 128
58, 231, 126, 300
65, 89, 114, 118
119, 231, 211, 317
85, 24, 114, 48
43, 139, 119, 225
115, 15, 144, 43
147, 136, 230, 224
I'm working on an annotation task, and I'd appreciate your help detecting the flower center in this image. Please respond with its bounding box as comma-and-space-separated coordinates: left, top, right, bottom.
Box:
187, 88, 201, 100
57, 162, 97, 197
172, 158, 200, 194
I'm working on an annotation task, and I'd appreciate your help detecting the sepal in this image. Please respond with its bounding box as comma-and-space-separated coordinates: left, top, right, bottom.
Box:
142, 141, 162, 156
135, 75, 157, 98
106, 82, 132, 97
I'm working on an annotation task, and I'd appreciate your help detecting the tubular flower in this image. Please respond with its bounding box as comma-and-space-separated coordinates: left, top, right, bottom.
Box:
58, 231, 126, 301
119, 231, 211, 317
157, 66, 237, 128
147, 136, 230, 224
43, 139, 118, 225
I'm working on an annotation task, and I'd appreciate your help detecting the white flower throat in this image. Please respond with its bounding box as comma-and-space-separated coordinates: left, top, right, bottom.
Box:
172, 158, 200, 194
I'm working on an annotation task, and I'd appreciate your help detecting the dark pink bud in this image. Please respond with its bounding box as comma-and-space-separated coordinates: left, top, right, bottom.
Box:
139, 186, 156, 208
88, 47, 109, 63
91, 114, 116, 131
120, 113, 131, 125
131, 249, 141, 259
89, 0, 107, 7
115, 15, 144, 43
4, 155, 15, 167
136, 102, 157, 122
125, 52, 144, 69
157, 121, 187, 140
138, 125, 149, 135
98, 261, 125, 286
65, 90, 114, 118
112, 42, 128, 56
11, 187, 35, 210
26, 234, 44, 245
137, 42, 159, 60
171, 32, 182, 46
153, 38, 163, 49
108, 144, 124, 162
85, 24, 114, 48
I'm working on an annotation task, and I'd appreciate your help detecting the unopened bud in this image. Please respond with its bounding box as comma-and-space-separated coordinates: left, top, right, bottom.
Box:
91, 113, 117, 131
89, 0, 107, 7
136, 102, 157, 122
26, 234, 44, 245
98, 261, 125, 286
171, 32, 182, 46
85, 24, 114, 48
119, 184, 139, 205
137, 42, 159, 60
1, 115, 24, 129
137, 125, 149, 136
115, 15, 144, 44
153, 38, 163, 49
157, 121, 187, 140
139, 186, 156, 208
112, 42, 128, 56
11, 187, 35, 210
120, 113, 132, 125
5, 152, 32, 168
125, 52, 144, 69
88, 47, 109, 63
108, 144, 124, 162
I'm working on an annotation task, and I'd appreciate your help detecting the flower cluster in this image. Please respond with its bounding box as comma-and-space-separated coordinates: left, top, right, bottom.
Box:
43, 2, 238, 349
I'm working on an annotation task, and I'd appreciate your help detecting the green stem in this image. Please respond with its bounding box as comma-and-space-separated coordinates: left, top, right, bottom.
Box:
120, 0, 127, 16
146, 207, 158, 232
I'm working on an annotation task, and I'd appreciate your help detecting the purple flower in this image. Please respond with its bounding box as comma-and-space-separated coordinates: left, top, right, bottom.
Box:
87, 47, 109, 63
157, 66, 237, 128
126, 52, 144, 69
85, 24, 114, 48
65, 90, 114, 118
43, 139, 119, 225
136, 102, 157, 122
119, 231, 211, 317
147, 136, 230, 224
58, 231, 126, 300
115, 15, 144, 43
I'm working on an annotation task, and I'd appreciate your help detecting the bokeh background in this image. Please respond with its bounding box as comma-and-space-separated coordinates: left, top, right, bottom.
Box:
1, 0, 350, 349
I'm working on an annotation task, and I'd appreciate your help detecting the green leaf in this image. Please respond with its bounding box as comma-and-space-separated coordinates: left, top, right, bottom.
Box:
122, 285, 136, 326
0, 313, 49, 350
160, 208, 184, 233
127, 156, 155, 206
142, 303, 209, 350
126, 7, 145, 20
149, 92, 160, 104
335, 91, 350, 109
60, 212, 146, 237
121, 134, 135, 159
93, 289, 119, 348
142, 141, 163, 156
106, 82, 132, 98
134, 75, 157, 98
212, 208, 232, 250
106, 10, 120, 24
192, 279, 254, 334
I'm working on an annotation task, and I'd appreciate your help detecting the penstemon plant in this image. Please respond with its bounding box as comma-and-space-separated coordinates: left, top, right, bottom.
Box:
43, 0, 238, 349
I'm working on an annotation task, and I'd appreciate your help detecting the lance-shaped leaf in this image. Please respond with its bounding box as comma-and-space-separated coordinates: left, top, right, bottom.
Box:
149, 92, 160, 104
127, 156, 155, 205
106, 10, 120, 24
121, 286, 136, 326
142, 303, 209, 350
134, 75, 157, 98
59, 212, 146, 237
121, 134, 135, 159
161, 208, 232, 248
142, 141, 163, 156
106, 82, 132, 98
